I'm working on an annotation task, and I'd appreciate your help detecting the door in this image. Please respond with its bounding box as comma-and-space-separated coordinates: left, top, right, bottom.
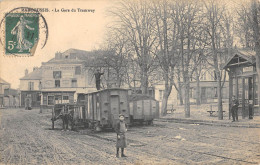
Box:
243, 77, 253, 119
54, 95, 62, 104
110, 95, 119, 125
248, 77, 254, 119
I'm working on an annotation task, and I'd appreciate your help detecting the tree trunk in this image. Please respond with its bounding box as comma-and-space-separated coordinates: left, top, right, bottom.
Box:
177, 69, 184, 105
184, 78, 191, 118
183, 70, 190, 118
141, 68, 149, 95
216, 70, 223, 120
196, 71, 201, 105
161, 86, 172, 116
251, 0, 260, 107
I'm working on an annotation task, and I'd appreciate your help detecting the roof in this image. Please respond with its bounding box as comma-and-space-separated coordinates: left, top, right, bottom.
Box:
41, 88, 76, 92
129, 94, 156, 101
0, 78, 10, 84
222, 48, 256, 69
20, 68, 42, 80
44, 48, 107, 66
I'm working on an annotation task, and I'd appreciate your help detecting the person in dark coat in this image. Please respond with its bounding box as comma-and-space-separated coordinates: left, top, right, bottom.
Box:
115, 114, 127, 158
231, 95, 239, 122
94, 69, 104, 90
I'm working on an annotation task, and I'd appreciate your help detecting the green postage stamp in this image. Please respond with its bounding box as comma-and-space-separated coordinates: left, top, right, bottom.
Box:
5, 13, 39, 54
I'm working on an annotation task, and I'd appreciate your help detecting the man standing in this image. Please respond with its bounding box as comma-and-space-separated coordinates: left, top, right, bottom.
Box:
94, 69, 104, 90
231, 95, 239, 122
115, 114, 127, 158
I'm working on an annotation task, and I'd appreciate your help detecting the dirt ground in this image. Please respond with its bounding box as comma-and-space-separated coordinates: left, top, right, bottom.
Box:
0, 108, 260, 165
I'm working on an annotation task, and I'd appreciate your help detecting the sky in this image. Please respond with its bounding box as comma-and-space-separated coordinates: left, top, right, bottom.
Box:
0, 0, 246, 89
0, 0, 114, 88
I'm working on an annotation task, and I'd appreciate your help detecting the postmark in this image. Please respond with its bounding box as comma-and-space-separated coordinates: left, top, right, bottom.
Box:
0, 7, 48, 56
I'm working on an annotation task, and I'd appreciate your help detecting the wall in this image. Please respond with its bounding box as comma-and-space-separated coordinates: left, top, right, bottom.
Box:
20, 80, 41, 91
41, 64, 87, 89
0, 84, 10, 94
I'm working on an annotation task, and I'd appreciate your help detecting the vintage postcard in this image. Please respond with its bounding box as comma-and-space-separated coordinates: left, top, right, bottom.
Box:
0, 0, 259, 164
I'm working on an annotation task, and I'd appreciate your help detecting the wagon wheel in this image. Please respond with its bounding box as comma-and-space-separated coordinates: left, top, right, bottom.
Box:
147, 120, 153, 125
93, 122, 102, 132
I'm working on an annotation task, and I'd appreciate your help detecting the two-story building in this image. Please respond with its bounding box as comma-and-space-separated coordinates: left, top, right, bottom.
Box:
39, 49, 98, 108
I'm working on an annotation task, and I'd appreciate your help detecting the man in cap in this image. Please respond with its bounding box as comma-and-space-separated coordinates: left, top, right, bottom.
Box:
231, 95, 239, 122
94, 69, 104, 90
115, 114, 127, 158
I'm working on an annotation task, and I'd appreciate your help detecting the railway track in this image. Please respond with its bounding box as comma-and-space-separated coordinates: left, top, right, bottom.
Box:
82, 124, 259, 164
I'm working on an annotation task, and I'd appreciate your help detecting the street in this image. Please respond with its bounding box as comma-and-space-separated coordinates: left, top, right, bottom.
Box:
0, 108, 259, 165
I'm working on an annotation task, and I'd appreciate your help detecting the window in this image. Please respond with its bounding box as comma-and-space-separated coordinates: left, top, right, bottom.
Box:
55, 95, 62, 104
28, 82, 34, 90
75, 66, 81, 75
63, 95, 69, 103
63, 96, 69, 100
71, 79, 77, 87
37, 93, 41, 101
159, 90, 164, 100
53, 71, 61, 79
214, 87, 218, 98
55, 80, 60, 88
48, 96, 54, 105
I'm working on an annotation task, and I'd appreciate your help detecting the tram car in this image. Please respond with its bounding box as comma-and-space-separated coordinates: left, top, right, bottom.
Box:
77, 88, 130, 130
129, 94, 160, 125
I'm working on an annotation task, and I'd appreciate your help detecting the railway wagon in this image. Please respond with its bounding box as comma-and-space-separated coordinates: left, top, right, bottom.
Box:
129, 95, 160, 125
78, 88, 130, 130
51, 103, 86, 130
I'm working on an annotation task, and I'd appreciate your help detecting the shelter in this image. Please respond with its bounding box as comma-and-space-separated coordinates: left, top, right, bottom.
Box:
223, 49, 259, 119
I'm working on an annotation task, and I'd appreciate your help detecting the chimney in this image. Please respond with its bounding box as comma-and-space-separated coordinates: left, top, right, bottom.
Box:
25, 69, 28, 76
55, 52, 62, 59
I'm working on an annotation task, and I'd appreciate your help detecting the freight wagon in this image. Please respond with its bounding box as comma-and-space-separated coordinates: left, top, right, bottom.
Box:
51, 88, 160, 131
51, 104, 86, 130
77, 88, 130, 130
129, 94, 160, 125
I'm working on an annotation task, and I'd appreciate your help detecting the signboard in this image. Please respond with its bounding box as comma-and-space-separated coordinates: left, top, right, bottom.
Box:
243, 66, 253, 73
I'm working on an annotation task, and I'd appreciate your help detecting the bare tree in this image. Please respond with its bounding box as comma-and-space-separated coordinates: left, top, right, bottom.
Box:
250, 0, 260, 106
98, 30, 130, 88
203, 0, 226, 120
175, 1, 203, 118
108, 0, 157, 94
235, 0, 260, 106
152, 0, 179, 115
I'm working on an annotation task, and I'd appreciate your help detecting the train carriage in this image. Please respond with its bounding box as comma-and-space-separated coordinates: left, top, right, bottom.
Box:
129, 94, 160, 125
78, 88, 130, 130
